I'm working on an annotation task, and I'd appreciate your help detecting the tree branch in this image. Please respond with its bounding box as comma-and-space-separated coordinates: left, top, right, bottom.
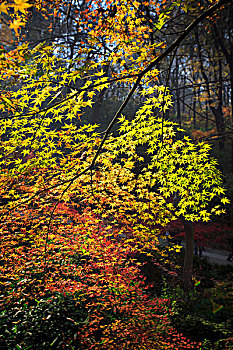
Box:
5, 0, 232, 213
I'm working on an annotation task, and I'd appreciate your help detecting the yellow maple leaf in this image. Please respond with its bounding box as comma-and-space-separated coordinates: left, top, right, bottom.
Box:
0, 2, 9, 14
11, 0, 32, 14
87, 91, 96, 98
9, 18, 26, 36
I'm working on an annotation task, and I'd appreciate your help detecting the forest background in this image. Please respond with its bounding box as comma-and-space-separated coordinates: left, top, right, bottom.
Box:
0, 0, 233, 349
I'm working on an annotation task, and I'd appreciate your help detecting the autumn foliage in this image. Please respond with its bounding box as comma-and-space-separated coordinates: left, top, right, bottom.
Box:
0, 0, 232, 349
0, 199, 202, 349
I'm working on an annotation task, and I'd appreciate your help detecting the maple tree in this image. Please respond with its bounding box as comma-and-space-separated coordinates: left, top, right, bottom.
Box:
0, 0, 232, 348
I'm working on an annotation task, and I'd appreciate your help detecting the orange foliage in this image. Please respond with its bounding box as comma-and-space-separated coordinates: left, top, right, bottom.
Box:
191, 128, 217, 141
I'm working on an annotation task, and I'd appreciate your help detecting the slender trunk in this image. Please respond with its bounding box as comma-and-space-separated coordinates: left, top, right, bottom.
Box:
217, 58, 225, 149
228, 62, 233, 172
182, 76, 186, 115
205, 99, 208, 131
195, 28, 225, 149
174, 193, 194, 292
193, 90, 196, 129
176, 58, 181, 127
180, 217, 194, 292
92, 88, 106, 123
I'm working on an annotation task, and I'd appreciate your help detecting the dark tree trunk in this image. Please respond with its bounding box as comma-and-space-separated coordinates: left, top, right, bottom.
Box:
195, 28, 225, 149
176, 58, 181, 128
205, 99, 208, 131
180, 217, 194, 292
174, 193, 194, 292
229, 63, 233, 172
193, 90, 196, 129
182, 76, 186, 115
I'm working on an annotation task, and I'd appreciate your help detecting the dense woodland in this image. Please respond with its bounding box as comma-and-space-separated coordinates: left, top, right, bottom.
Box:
0, 0, 233, 349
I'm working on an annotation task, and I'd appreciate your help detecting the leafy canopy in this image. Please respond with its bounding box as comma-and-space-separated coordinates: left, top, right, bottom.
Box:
0, 1, 230, 348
